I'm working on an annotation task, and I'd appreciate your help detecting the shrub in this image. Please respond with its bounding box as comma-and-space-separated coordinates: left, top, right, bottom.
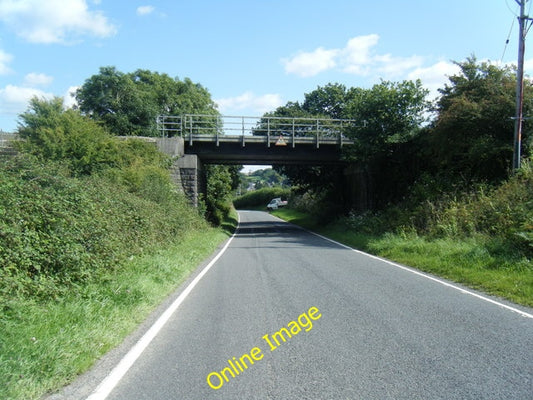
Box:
205, 165, 234, 225
0, 154, 206, 301
16, 97, 170, 178
343, 158, 533, 259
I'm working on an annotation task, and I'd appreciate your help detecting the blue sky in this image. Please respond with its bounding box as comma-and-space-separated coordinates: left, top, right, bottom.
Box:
0, 0, 531, 134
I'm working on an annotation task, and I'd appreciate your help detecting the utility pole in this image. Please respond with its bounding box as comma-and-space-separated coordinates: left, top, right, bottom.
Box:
513, 0, 533, 170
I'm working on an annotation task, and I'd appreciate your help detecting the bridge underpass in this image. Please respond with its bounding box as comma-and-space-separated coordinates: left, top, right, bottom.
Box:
155, 114, 364, 207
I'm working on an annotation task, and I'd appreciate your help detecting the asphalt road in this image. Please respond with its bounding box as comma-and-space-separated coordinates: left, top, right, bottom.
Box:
80, 210, 532, 399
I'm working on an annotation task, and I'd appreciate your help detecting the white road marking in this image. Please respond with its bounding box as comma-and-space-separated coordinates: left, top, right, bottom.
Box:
270, 213, 533, 319
86, 217, 240, 400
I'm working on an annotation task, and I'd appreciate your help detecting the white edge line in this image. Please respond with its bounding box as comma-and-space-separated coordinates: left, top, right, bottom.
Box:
271, 214, 533, 320
86, 214, 240, 400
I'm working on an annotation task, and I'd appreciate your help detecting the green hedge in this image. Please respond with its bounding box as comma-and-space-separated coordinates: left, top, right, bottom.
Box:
233, 187, 291, 209
0, 155, 206, 301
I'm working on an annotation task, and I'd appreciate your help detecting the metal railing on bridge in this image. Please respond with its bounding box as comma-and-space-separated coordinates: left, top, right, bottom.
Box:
156, 114, 361, 148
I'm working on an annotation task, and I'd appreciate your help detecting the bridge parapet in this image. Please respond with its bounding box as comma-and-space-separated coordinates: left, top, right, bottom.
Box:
156, 114, 360, 148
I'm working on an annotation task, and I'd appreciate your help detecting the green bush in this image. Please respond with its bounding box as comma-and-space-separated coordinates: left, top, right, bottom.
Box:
16, 97, 170, 178
344, 159, 533, 259
205, 165, 233, 225
233, 187, 291, 209
0, 154, 206, 302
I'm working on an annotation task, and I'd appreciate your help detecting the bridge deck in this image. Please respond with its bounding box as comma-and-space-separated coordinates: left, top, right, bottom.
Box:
184, 134, 352, 165
158, 115, 359, 165
185, 133, 354, 147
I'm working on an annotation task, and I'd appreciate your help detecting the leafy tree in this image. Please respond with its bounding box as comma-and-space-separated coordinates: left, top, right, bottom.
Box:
17, 97, 168, 177
343, 80, 429, 161
17, 97, 113, 174
240, 168, 288, 191
205, 165, 233, 225
263, 81, 429, 209
429, 56, 532, 182
302, 82, 350, 119
75, 67, 218, 136
254, 84, 352, 137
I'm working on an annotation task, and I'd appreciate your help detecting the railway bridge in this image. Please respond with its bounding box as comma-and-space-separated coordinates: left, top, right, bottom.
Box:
156, 114, 363, 206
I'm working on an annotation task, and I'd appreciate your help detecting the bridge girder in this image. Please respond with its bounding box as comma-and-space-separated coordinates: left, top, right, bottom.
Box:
184, 137, 349, 165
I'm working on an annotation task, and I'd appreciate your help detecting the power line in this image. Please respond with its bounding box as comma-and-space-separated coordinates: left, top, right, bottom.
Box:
506, 0, 519, 16
501, 15, 516, 62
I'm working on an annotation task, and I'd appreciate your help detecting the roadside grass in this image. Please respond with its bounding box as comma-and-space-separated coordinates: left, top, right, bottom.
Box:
272, 208, 533, 308
269, 208, 321, 230
0, 225, 234, 400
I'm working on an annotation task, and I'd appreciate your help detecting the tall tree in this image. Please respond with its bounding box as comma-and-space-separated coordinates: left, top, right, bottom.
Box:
343, 80, 429, 161
76, 67, 218, 136
430, 56, 532, 182
302, 82, 350, 119
267, 81, 429, 201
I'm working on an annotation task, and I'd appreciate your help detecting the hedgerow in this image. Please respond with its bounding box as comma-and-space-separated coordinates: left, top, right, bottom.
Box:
0, 154, 206, 303
1, 98, 208, 303
345, 160, 533, 260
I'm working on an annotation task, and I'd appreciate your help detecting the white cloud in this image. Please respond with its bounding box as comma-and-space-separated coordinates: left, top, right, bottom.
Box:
340, 34, 379, 75
0, 49, 13, 75
23, 72, 53, 87
215, 92, 284, 114
374, 54, 425, 78
0, 0, 117, 44
0, 84, 54, 115
282, 47, 339, 78
282, 34, 425, 79
408, 61, 461, 99
63, 86, 79, 109
136, 5, 154, 16
523, 58, 533, 73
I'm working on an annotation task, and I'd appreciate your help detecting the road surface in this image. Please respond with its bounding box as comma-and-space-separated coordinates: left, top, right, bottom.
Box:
68, 211, 532, 399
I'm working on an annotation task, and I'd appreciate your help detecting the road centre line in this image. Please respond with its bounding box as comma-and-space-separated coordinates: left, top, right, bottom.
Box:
86, 216, 240, 400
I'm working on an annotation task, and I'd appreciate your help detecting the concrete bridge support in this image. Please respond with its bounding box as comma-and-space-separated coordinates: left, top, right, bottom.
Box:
155, 137, 205, 207
170, 154, 205, 207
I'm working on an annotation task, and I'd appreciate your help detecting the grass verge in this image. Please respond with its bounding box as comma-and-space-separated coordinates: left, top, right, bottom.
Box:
272, 208, 533, 308
1, 223, 234, 400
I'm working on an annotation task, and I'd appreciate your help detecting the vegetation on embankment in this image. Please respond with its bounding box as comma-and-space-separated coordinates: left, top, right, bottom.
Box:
1, 227, 230, 400
273, 164, 533, 308
0, 98, 236, 400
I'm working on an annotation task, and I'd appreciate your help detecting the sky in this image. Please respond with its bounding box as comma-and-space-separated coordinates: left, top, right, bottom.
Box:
0, 0, 531, 139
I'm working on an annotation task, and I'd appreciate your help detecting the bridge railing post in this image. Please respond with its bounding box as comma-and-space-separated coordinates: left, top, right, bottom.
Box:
188, 115, 193, 146
267, 118, 271, 147
292, 119, 295, 148
316, 119, 320, 148
216, 115, 219, 146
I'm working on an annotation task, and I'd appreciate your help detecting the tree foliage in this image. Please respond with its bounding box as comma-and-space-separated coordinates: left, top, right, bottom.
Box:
343, 80, 429, 160
204, 165, 234, 225
75, 67, 218, 136
428, 56, 532, 182
18, 97, 116, 174
239, 168, 288, 191
264, 58, 533, 212
266, 81, 429, 208
17, 97, 170, 183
